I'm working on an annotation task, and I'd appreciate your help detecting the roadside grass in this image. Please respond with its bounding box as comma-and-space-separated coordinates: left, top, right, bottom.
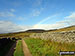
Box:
24, 38, 75, 56
14, 40, 24, 56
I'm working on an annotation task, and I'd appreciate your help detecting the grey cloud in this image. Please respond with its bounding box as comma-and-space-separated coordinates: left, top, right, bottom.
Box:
0, 21, 32, 33
32, 12, 75, 30
61, 12, 75, 26
32, 23, 66, 30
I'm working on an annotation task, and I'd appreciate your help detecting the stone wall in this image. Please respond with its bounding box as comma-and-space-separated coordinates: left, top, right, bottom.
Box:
30, 30, 75, 43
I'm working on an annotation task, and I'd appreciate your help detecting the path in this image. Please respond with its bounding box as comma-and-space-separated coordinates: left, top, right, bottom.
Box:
22, 39, 32, 56
5, 41, 17, 56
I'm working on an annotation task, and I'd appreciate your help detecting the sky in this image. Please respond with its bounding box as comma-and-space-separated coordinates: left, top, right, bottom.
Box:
0, 0, 75, 33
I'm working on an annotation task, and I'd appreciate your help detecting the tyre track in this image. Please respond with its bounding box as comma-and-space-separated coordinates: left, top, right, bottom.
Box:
22, 39, 32, 56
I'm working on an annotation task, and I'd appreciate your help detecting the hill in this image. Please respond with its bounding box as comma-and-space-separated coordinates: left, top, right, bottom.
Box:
0, 25, 75, 39
47, 25, 75, 32
25, 29, 45, 33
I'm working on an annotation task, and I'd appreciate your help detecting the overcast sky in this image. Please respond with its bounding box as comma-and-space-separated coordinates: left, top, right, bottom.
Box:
0, 0, 75, 33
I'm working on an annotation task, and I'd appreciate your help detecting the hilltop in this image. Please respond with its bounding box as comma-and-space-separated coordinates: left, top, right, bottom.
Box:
30, 25, 75, 43
25, 29, 45, 33
47, 25, 75, 32
0, 25, 75, 39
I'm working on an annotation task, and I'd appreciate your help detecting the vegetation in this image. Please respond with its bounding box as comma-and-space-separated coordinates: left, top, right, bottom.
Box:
0, 25, 75, 56
0, 40, 15, 56
14, 40, 24, 56
49, 25, 75, 32
0, 25, 75, 39
24, 38, 75, 56
0, 32, 32, 39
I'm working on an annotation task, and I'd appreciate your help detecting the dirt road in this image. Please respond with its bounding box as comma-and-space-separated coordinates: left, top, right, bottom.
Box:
22, 39, 32, 56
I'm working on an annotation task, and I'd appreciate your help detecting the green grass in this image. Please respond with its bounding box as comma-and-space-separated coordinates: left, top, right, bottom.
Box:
24, 38, 75, 56
14, 40, 24, 56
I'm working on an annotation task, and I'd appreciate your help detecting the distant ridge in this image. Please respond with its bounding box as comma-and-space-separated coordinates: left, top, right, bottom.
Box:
0, 25, 75, 38
25, 29, 45, 33
0, 25, 75, 34
47, 25, 75, 32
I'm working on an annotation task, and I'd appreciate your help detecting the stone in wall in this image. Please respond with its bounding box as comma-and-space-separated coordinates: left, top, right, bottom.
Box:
30, 30, 75, 43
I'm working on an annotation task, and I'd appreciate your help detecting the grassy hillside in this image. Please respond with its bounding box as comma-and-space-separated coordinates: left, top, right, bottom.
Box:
49, 25, 75, 32
0, 32, 32, 39
0, 25, 75, 38
0, 25, 74, 56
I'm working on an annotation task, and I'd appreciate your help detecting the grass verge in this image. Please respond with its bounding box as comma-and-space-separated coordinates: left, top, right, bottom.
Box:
14, 40, 24, 56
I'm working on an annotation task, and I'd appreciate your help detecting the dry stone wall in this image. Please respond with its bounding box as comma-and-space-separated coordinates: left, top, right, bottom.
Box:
30, 30, 75, 43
